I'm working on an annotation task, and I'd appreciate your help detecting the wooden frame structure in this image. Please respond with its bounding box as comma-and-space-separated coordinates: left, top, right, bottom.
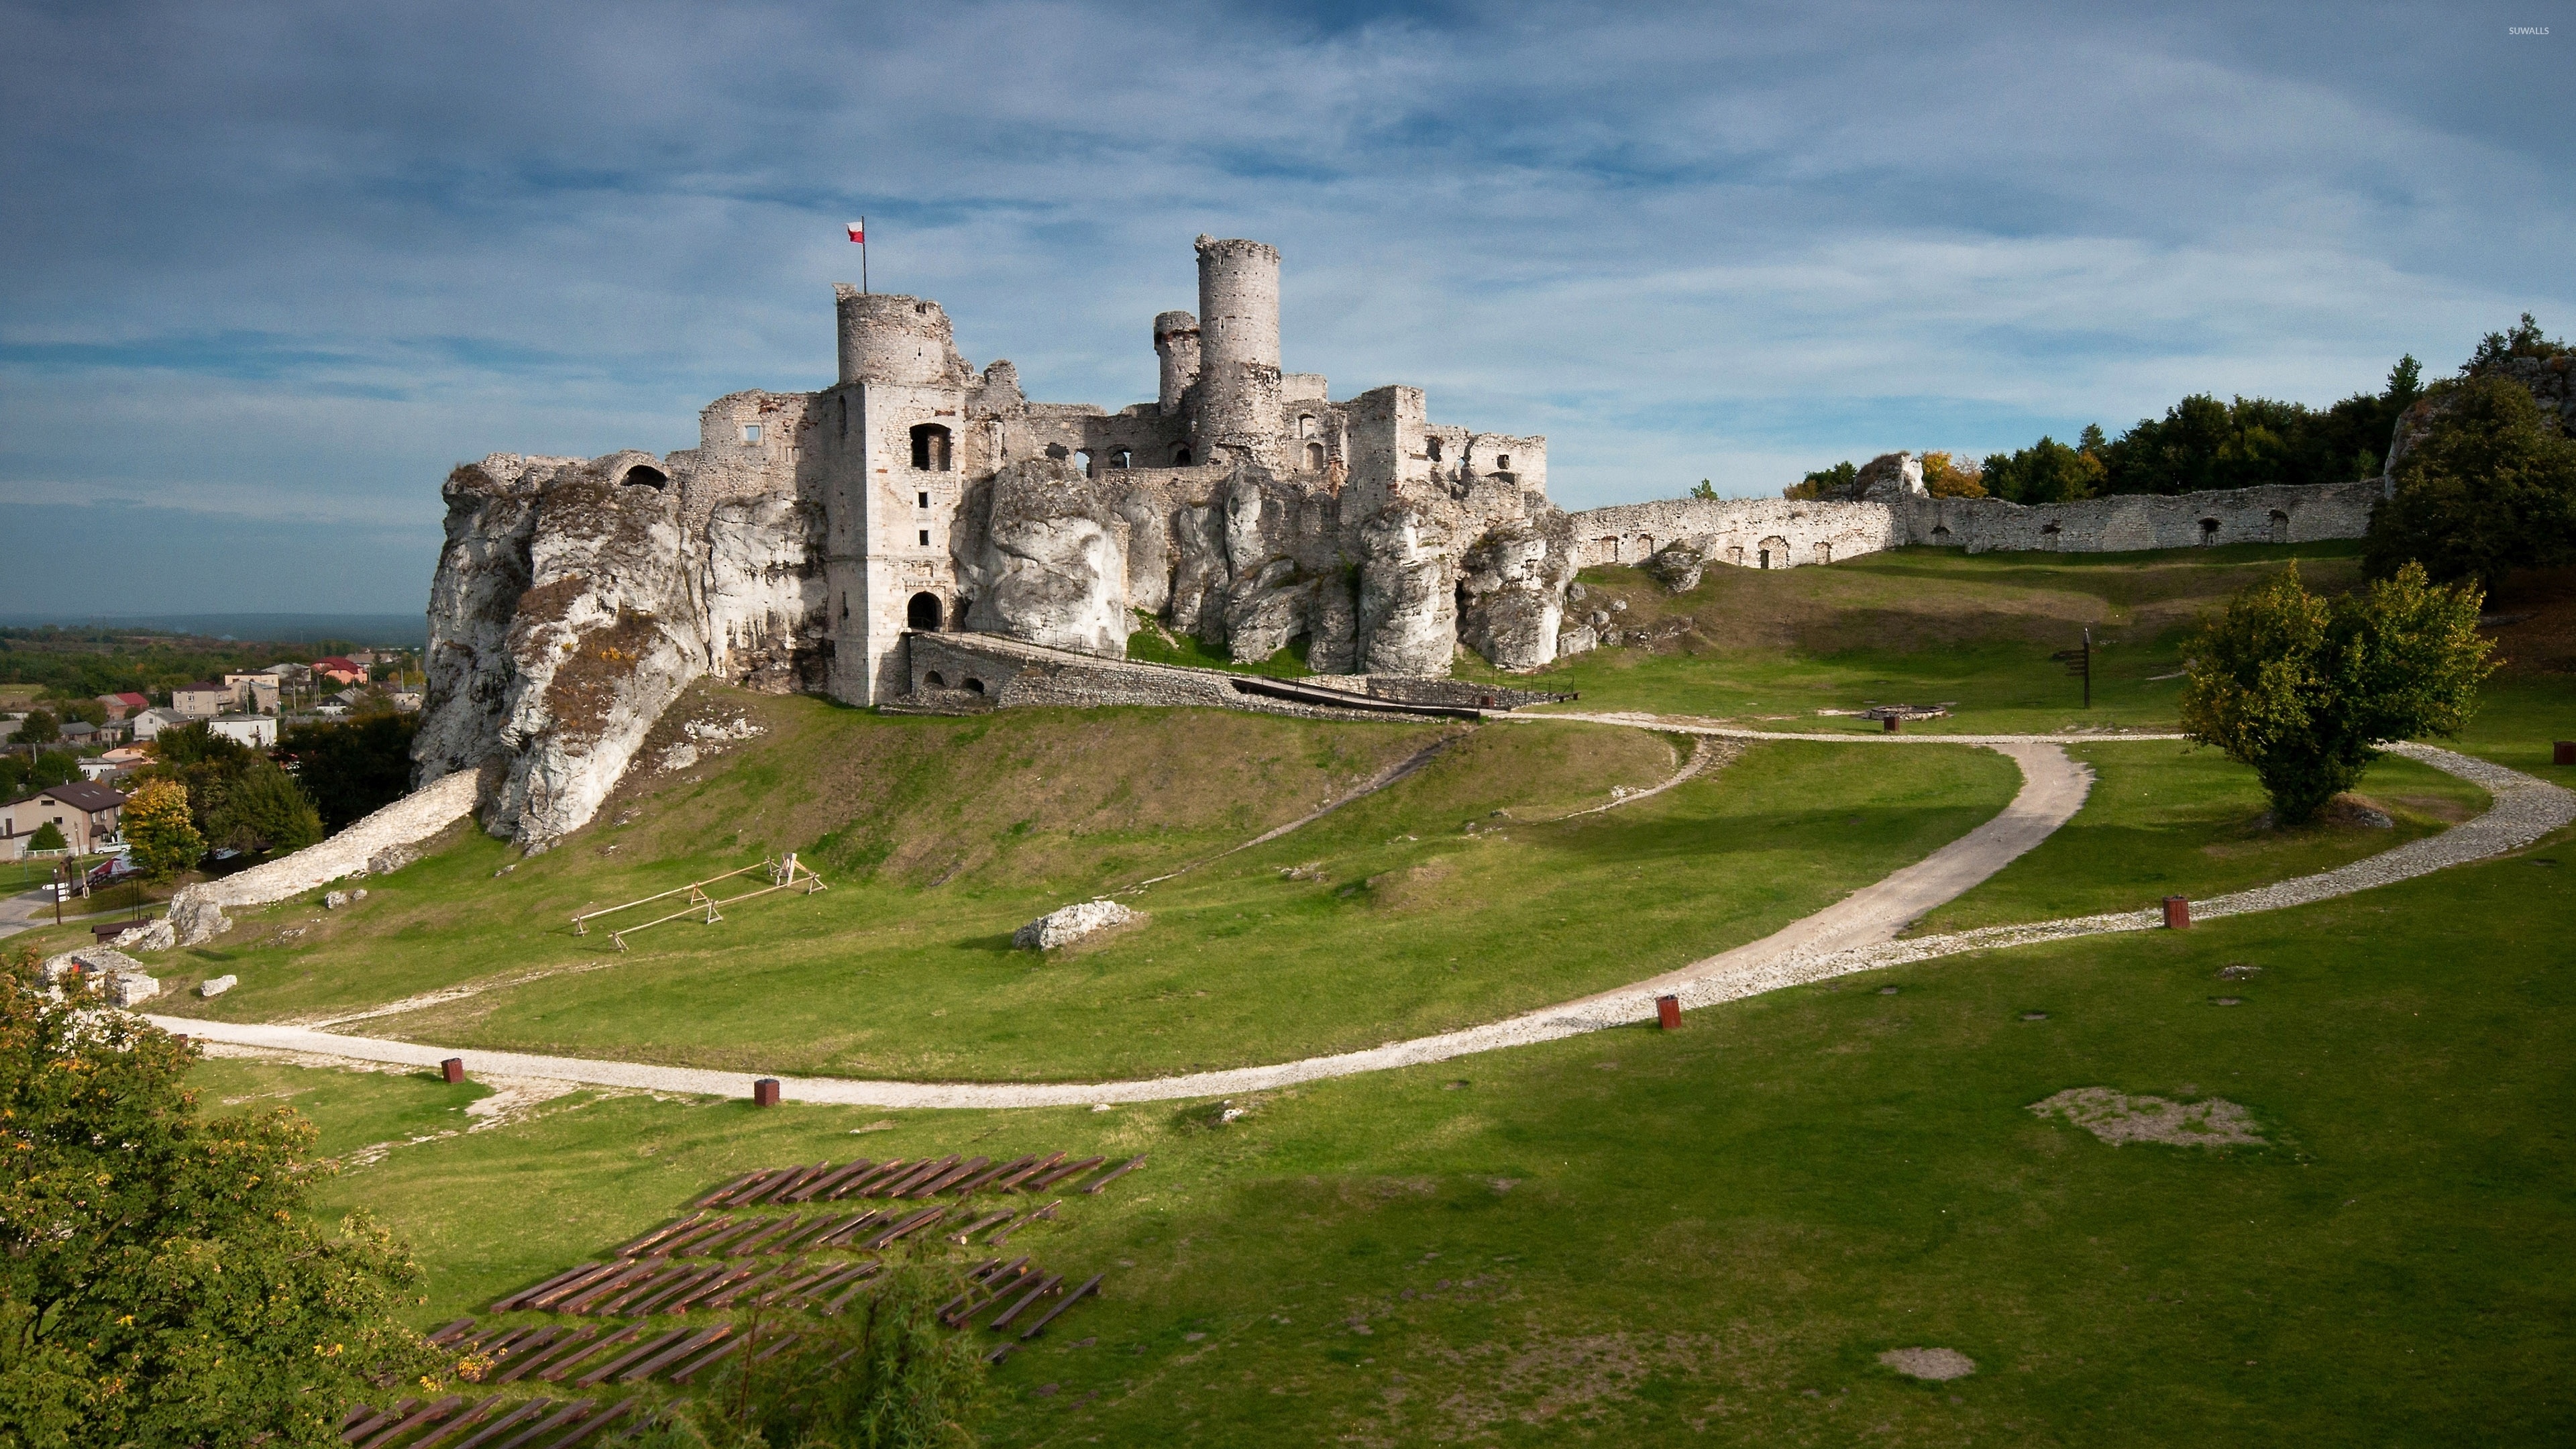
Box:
572, 855, 827, 951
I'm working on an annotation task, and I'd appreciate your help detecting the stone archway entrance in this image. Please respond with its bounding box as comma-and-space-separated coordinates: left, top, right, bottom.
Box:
1757, 535, 1791, 570
906, 592, 943, 631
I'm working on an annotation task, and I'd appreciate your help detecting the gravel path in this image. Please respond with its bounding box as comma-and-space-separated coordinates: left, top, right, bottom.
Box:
148, 739, 2571, 1110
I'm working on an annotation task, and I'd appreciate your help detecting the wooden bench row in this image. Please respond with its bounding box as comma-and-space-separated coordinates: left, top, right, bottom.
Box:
337, 1391, 637, 1449
688, 1152, 1144, 1214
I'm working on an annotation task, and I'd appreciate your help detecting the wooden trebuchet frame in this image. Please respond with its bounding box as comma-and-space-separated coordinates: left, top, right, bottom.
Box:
572, 855, 828, 951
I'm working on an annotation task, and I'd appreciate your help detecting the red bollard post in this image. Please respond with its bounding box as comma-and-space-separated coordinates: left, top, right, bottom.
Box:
2554, 741, 2575, 766
441, 1057, 466, 1084
1656, 994, 1681, 1030
753, 1078, 782, 1108
2162, 896, 2191, 930
1882, 715, 1900, 733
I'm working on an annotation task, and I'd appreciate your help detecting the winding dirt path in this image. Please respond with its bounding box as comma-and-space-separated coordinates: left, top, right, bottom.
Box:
150, 735, 2573, 1110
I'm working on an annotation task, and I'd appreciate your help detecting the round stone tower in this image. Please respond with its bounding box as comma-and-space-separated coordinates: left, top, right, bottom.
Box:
1153, 310, 1200, 417
1191, 235, 1283, 466
835, 286, 961, 386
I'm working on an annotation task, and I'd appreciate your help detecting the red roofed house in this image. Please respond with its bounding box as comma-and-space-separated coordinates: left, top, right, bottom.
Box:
95, 692, 150, 721
312, 656, 368, 686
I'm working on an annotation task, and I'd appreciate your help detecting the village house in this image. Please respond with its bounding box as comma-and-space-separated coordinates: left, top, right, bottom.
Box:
312, 656, 368, 686
95, 692, 149, 721
209, 714, 278, 748
0, 780, 126, 859
129, 707, 189, 741
223, 672, 282, 714
172, 680, 231, 717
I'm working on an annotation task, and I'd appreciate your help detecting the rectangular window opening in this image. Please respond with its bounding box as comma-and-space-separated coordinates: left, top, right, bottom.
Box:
918, 529, 931, 546
741, 423, 761, 443
917, 491, 929, 507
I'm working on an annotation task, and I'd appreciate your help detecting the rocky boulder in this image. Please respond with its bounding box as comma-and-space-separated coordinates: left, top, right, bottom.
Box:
1642, 541, 1707, 594
1455, 516, 1573, 669
1013, 898, 1139, 950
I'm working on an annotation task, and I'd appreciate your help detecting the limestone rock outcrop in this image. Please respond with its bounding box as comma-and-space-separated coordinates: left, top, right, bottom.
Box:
1014, 898, 1139, 950
419, 453, 708, 849
1641, 541, 1707, 594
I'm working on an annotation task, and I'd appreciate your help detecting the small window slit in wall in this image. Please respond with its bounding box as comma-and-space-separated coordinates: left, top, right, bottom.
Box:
918, 529, 930, 546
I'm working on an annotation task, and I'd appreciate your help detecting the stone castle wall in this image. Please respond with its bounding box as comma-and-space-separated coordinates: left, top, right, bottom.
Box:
1566, 478, 2381, 570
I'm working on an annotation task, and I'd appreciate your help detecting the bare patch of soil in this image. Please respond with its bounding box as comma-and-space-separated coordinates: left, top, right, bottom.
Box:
2029, 1086, 2264, 1148
1878, 1346, 1977, 1381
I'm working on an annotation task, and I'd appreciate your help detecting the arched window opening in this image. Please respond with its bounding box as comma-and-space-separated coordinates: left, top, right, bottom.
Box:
1112, 447, 1132, 469
1426, 437, 1443, 462
1757, 535, 1790, 570
910, 423, 953, 472
1815, 541, 1833, 565
925, 670, 946, 688
621, 464, 669, 489
2269, 508, 2291, 544
1078, 449, 1095, 478
1930, 525, 1952, 539
906, 592, 943, 631
1298, 414, 1316, 438
1305, 441, 1326, 471
1173, 446, 1193, 466
962, 678, 986, 695
2198, 517, 2221, 543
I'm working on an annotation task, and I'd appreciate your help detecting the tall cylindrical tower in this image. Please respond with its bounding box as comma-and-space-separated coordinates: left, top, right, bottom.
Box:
1191, 236, 1283, 466
835, 286, 959, 386
1153, 311, 1200, 417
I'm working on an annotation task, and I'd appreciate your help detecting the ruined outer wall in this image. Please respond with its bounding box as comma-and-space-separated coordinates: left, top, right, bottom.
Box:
910, 633, 1405, 721
1570, 498, 1894, 568
1907, 480, 2381, 552
1569, 479, 2380, 569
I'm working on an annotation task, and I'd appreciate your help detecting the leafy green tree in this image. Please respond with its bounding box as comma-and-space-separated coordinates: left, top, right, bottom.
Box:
2181, 562, 2493, 824
0, 947, 445, 1448
208, 760, 325, 858
281, 714, 419, 831
123, 778, 203, 882
25, 822, 67, 852
2465, 311, 2569, 370
1688, 478, 1719, 500
14, 709, 58, 745
2363, 372, 2576, 590
1980, 436, 2103, 504
690, 1257, 987, 1448
1920, 451, 1987, 498
0, 750, 81, 798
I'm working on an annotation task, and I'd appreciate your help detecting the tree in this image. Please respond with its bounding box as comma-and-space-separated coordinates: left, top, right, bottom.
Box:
15, 708, 58, 745
1920, 451, 1987, 498
1782, 461, 1855, 501
1981, 436, 2103, 504
0, 750, 80, 798
0, 948, 445, 1448
690, 1257, 987, 1449
2180, 562, 2493, 825
27, 821, 68, 852
2363, 372, 2576, 590
208, 760, 325, 858
1688, 478, 1719, 500
123, 777, 203, 881
280, 714, 419, 832
2465, 311, 2569, 371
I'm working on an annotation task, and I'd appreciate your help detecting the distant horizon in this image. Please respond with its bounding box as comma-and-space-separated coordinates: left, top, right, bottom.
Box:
0, 611, 427, 648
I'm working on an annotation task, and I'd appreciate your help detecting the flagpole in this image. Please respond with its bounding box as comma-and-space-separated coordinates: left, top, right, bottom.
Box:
861, 215, 868, 295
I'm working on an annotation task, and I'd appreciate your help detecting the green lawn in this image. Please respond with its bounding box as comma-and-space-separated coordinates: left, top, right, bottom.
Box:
1467, 543, 2370, 735
205, 809, 2576, 1446
1911, 744, 2492, 934
140, 714, 2020, 1082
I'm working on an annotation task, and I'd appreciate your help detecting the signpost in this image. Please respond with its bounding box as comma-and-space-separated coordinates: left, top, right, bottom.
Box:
2051, 627, 2092, 710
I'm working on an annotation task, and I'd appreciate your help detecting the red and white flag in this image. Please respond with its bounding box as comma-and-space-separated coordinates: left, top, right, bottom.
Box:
847, 220, 865, 244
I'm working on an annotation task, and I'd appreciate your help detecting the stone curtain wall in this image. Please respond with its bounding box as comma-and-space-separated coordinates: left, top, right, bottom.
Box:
1566, 478, 2379, 569
1569, 498, 1896, 568
904, 633, 1548, 722
1904, 480, 2382, 553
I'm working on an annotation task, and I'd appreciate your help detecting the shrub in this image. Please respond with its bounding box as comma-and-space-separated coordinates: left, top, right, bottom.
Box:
2181, 562, 2493, 824
25, 821, 66, 851
690, 1256, 987, 1448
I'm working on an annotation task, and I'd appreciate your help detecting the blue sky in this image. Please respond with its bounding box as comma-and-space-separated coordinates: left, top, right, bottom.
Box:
2, 0, 2569, 613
